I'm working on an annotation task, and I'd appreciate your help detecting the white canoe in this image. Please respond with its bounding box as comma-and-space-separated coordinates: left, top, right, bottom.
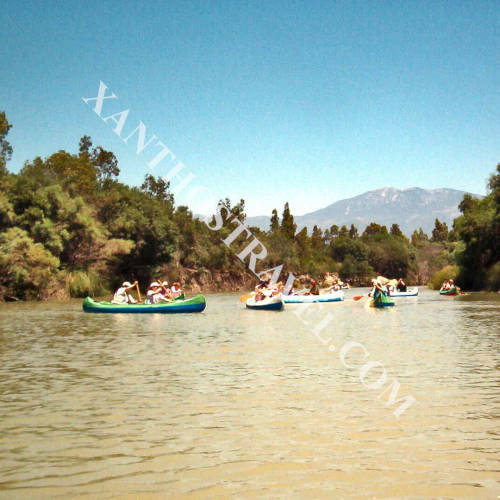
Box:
283, 291, 344, 303
246, 294, 284, 310
389, 287, 418, 297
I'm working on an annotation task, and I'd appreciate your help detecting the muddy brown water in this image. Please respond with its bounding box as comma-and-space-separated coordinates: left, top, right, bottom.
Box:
0, 288, 498, 498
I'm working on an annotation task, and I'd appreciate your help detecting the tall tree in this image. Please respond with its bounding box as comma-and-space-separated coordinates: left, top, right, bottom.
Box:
91, 146, 119, 183
329, 224, 339, 238
270, 208, 279, 233
390, 223, 404, 238
0, 111, 13, 175
281, 202, 296, 240
431, 218, 449, 242
339, 225, 349, 238
311, 225, 323, 250
78, 135, 92, 158
454, 164, 500, 290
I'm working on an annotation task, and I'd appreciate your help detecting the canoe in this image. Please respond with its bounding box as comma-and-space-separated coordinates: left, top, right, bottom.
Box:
83, 295, 206, 313
390, 287, 418, 297
246, 294, 284, 311
283, 291, 344, 303
440, 287, 458, 296
371, 292, 395, 308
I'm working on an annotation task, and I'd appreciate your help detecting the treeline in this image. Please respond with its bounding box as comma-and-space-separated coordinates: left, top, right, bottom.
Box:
0, 111, 498, 299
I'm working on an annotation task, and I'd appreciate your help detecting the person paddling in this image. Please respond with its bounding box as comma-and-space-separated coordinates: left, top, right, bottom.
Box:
396, 278, 407, 292
371, 279, 386, 300
159, 281, 174, 301
112, 281, 138, 304
146, 282, 172, 304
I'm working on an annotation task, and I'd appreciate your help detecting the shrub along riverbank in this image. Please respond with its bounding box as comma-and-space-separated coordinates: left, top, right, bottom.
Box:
0, 112, 498, 300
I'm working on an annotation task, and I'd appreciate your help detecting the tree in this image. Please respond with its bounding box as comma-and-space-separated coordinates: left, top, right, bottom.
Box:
91, 146, 119, 183
78, 135, 92, 158
330, 237, 368, 262
411, 227, 429, 246
349, 224, 359, 239
281, 202, 296, 240
390, 223, 404, 238
454, 164, 500, 290
20, 151, 97, 195
431, 218, 449, 242
0, 227, 60, 299
141, 174, 174, 207
0, 111, 13, 175
329, 225, 339, 238
270, 208, 279, 233
311, 225, 323, 251
362, 222, 388, 238
295, 227, 310, 254
339, 225, 349, 238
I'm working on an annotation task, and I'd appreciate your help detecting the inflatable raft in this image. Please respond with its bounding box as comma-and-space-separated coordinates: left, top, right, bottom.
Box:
439, 287, 458, 296
283, 291, 344, 303
83, 295, 206, 313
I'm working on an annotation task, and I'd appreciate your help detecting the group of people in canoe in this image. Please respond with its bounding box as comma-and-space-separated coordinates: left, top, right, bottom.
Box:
304, 277, 346, 295
369, 277, 407, 297
253, 279, 285, 302
250, 275, 349, 303
112, 280, 183, 304
440, 279, 456, 291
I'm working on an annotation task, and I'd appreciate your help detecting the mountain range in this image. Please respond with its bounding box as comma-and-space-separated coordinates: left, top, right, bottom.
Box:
246, 187, 480, 236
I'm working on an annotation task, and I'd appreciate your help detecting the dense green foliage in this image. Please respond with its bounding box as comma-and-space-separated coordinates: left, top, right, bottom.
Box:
428, 264, 459, 290
0, 112, 497, 298
453, 165, 500, 290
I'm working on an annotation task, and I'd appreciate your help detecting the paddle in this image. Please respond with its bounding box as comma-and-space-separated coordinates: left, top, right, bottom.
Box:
353, 295, 365, 301
135, 281, 142, 302
156, 278, 173, 301
239, 291, 256, 302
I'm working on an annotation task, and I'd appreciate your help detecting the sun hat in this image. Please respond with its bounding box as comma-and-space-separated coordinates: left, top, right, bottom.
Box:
162, 281, 169, 286
150, 282, 159, 288
122, 281, 132, 287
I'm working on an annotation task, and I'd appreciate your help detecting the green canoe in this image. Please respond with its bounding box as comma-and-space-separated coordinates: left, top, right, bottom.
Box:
83, 294, 206, 313
439, 287, 458, 296
372, 291, 395, 308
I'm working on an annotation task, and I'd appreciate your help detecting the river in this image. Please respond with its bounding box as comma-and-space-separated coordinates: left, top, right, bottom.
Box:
0, 288, 498, 498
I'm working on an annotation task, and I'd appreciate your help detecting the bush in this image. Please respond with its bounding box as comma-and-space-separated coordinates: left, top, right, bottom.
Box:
486, 262, 500, 291
0, 227, 60, 299
428, 264, 459, 290
67, 269, 110, 297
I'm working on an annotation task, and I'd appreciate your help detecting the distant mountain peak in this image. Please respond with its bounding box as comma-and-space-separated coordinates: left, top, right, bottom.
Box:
246, 186, 481, 235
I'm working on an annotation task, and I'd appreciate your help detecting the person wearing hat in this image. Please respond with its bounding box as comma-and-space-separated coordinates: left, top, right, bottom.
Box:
306, 279, 319, 296
145, 282, 172, 304
159, 281, 174, 301
112, 281, 138, 304
146, 282, 159, 304
170, 281, 183, 299
371, 279, 386, 300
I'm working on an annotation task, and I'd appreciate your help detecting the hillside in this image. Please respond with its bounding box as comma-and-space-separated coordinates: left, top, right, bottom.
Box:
247, 187, 479, 235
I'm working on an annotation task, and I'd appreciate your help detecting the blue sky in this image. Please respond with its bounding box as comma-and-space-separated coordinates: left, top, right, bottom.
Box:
1, 0, 498, 216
